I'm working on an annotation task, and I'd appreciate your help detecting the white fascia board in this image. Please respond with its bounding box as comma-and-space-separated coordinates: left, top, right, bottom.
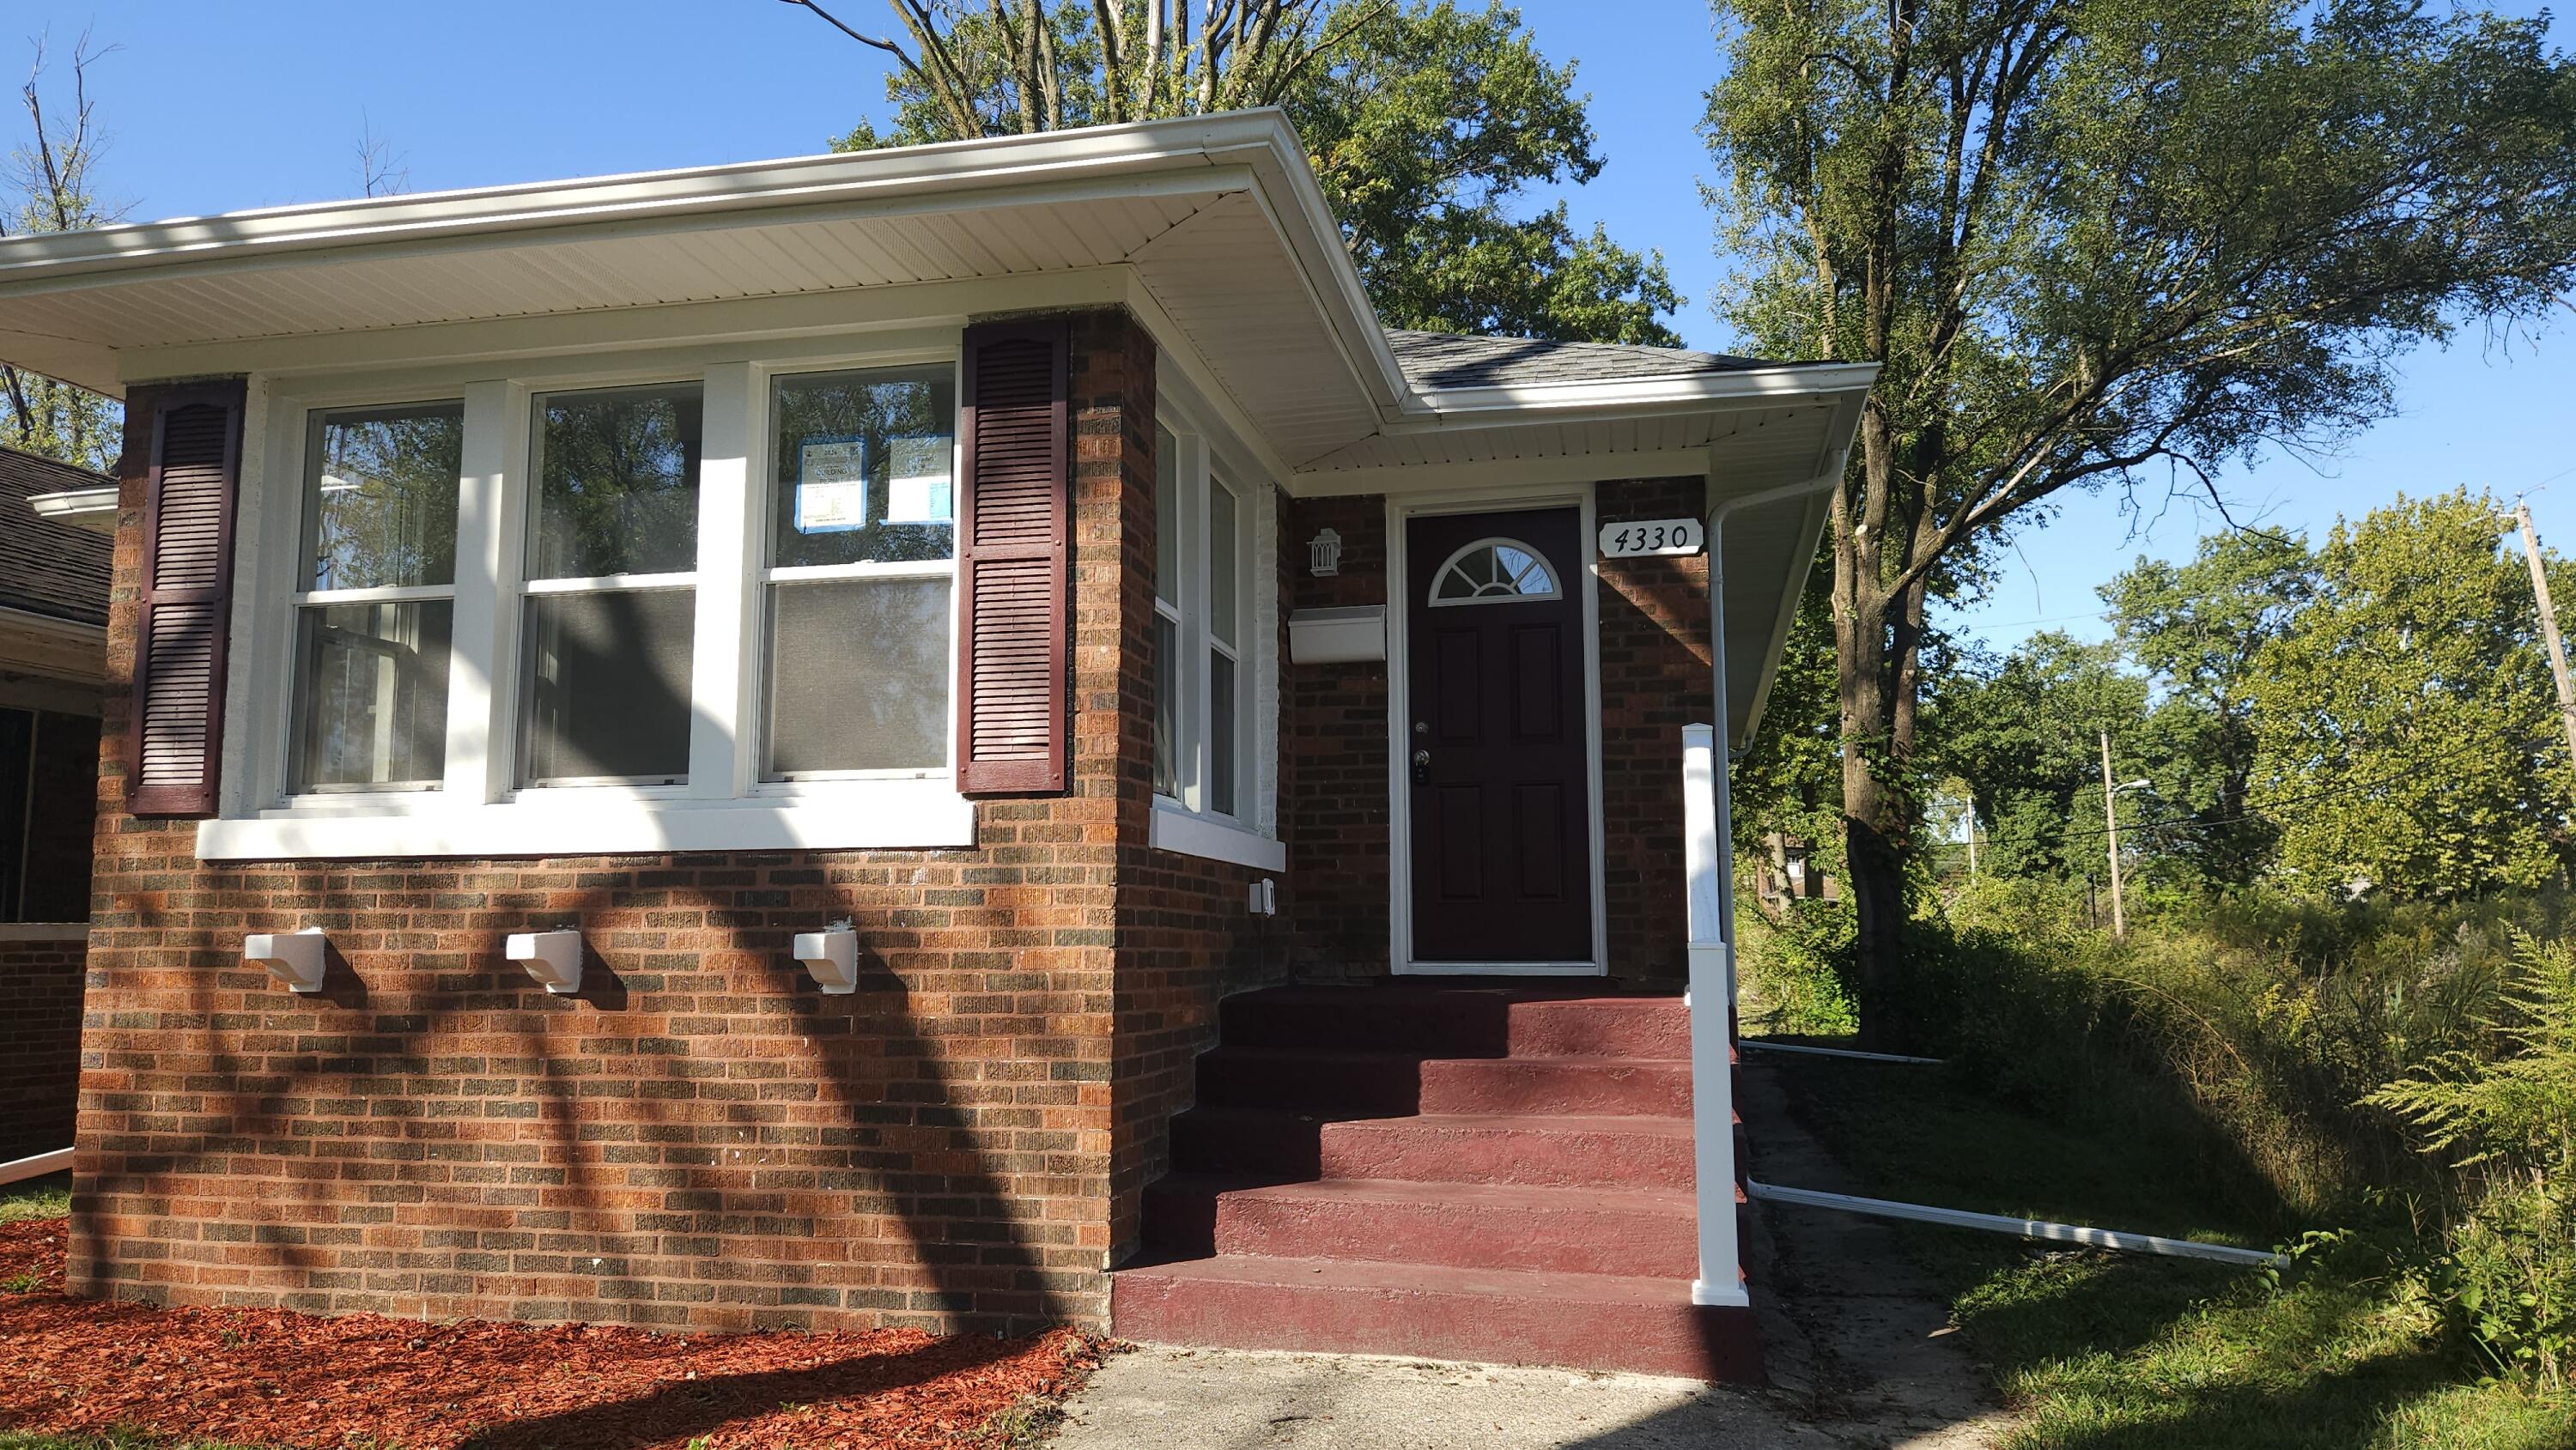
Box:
0, 113, 1292, 288
25, 486, 117, 531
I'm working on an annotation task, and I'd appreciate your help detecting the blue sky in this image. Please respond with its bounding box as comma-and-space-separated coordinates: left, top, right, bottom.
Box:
27, 0, 2572, 651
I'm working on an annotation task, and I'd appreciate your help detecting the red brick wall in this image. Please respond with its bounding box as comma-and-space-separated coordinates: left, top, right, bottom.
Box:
1281, 494, 1390, 975
1595, 477, 1712, 990
0, 928, 86, 1163
69, 309, 1163, 1337
1275, 481, 1707, 987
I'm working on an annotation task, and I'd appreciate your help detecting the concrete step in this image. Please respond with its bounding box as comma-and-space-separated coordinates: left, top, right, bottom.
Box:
1168, 1107, 1698, 1192
1143, 1174, 1696, 1278
1218, 986, 1690, 1059
1109, 1253, 1763, 1382
1196, 1048, 1693, 1118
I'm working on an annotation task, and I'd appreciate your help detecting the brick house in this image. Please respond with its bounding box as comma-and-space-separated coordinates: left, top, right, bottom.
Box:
0, 112, 1871, 1380
0, 446, 113, 1167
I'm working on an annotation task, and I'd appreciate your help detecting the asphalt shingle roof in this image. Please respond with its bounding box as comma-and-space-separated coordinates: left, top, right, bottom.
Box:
1383, 329, 1778, 391
0, 447, 112, 628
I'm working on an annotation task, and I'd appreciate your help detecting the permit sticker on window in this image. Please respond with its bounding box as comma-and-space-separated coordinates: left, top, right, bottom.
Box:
795, 438, 869, 533
884, 434, 954, 524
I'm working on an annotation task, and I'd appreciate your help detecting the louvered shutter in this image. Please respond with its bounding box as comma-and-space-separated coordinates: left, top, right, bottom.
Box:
126, 380, 245, 817
955, 320, 1072, 795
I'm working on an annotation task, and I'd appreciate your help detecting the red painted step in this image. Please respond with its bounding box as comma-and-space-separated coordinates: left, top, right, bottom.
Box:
1419, 1055, 1692, 1117
1218, 987, 1691, 1059
1198, 1048, 1692, 1118
1118, 985, 1759, 1381
1143, 1175, 1696, 1277
1167, 1107, 1696, 1192
1111, 1253, 1762, 1381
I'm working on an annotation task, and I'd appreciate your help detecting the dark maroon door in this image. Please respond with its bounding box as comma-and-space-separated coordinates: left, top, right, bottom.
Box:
1404, 507, 1594, 964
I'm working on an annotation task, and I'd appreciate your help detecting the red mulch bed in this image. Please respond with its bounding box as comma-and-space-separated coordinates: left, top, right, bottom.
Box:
0, 1217, 1103, 1448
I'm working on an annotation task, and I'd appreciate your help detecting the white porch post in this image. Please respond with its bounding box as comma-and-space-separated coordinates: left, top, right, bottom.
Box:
1683, 709, 1745, 1308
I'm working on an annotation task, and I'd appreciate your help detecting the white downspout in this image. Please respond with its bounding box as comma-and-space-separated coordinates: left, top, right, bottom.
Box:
1687, 463, 1844, 1311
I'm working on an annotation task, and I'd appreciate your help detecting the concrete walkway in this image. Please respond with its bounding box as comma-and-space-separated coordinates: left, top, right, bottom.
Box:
1050, 1344, 1842, 1449
1057, 1057, 2013, 1448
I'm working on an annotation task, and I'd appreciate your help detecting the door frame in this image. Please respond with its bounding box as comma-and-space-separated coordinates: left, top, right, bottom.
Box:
1385, 483, 1608, 977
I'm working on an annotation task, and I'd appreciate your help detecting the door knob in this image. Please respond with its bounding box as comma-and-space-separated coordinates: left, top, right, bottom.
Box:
1412, 749, 1430, 785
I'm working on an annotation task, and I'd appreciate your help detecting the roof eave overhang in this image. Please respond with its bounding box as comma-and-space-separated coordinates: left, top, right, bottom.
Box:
1394, 361, 1880, 429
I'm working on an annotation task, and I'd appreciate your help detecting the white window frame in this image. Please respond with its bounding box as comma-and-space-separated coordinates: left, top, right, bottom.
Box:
202, 332, 977, 860
285, 398, 466, 796
1149, 377, 1282, 871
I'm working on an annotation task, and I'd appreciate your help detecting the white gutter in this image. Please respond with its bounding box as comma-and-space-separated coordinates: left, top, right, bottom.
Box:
26, 486, 116, 531
1392, 362, 1880, 430
1747, 1180, 2290, 1270
0, 604, 106, 646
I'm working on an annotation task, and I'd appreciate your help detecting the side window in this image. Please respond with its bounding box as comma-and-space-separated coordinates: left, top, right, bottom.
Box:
1150, 417, 1258, 822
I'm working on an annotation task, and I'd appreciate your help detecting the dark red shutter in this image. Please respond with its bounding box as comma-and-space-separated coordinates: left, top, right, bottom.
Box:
126, 379, 245, 817
955, 320, 1072, 795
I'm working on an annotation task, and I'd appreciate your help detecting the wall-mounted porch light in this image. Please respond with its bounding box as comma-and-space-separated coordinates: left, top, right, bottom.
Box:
244, 928, 328, 993
505, 929, 584, 994
793, 922, 860, 995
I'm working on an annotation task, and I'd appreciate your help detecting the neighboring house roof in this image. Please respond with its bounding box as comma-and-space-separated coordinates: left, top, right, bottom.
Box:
1383, 330, 1773, 391
0, 447, 112, 628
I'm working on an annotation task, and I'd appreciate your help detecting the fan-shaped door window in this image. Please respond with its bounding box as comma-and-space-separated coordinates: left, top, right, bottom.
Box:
1429, 537, 1561, 607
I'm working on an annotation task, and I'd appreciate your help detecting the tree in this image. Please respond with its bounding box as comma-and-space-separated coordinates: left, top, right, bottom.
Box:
1927, 631, 2148, 883
794, 0, 1682, 342
1702, 0, 2576, 1045
2101, 529, 2313, 886
2, 33, 120, 473
2247, 490, 2572, 900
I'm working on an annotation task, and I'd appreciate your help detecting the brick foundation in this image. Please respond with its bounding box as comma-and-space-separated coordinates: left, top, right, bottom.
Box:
0, 926, 86, 1164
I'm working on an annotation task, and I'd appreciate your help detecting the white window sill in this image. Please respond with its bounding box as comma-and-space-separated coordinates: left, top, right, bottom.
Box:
1149, 804, 1285, 871
196, 780, 976, 861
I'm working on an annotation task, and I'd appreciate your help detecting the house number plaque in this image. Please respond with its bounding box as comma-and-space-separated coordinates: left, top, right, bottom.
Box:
1598, 517, 1705, 558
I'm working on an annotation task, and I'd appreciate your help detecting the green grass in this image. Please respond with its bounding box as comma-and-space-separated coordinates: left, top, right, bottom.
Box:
1767, 1053, 2576, 1449
0, 1172, 70, 1223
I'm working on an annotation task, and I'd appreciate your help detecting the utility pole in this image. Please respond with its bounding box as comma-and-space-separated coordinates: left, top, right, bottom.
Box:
2099, 729, 2127, 940
2511, 501, 2576, 789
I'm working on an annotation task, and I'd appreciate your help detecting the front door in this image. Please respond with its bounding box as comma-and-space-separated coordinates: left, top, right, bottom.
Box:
1402, 507, 1595, 968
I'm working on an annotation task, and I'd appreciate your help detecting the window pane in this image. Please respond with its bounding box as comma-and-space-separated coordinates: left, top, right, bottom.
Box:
1210, 477, 1239, 647
290, 600, 453, 791
763, 577, 951, 776
770, 367, 957, 568
521, 589, 694, 784
1154, 423, 1178, 602
306, 403, 462, 591
1152, 613, 1179, 798
1210, 650, 1237, 816
532, 385, 702, 579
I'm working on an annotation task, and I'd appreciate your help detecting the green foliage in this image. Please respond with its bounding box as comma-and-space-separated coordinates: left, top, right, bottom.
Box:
1735, 892, 1857, 1035
826, 2, 1680, 343
2248, 490, 2573, 900
1929, 634, 2149, 883
1704, 0, 2576, 1031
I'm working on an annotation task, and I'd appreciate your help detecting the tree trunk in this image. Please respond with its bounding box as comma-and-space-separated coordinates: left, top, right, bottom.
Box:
1834, 398, 1917, 1053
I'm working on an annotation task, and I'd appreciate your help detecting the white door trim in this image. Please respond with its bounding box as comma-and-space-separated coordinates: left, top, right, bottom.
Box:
1386, 484, 1608, 977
